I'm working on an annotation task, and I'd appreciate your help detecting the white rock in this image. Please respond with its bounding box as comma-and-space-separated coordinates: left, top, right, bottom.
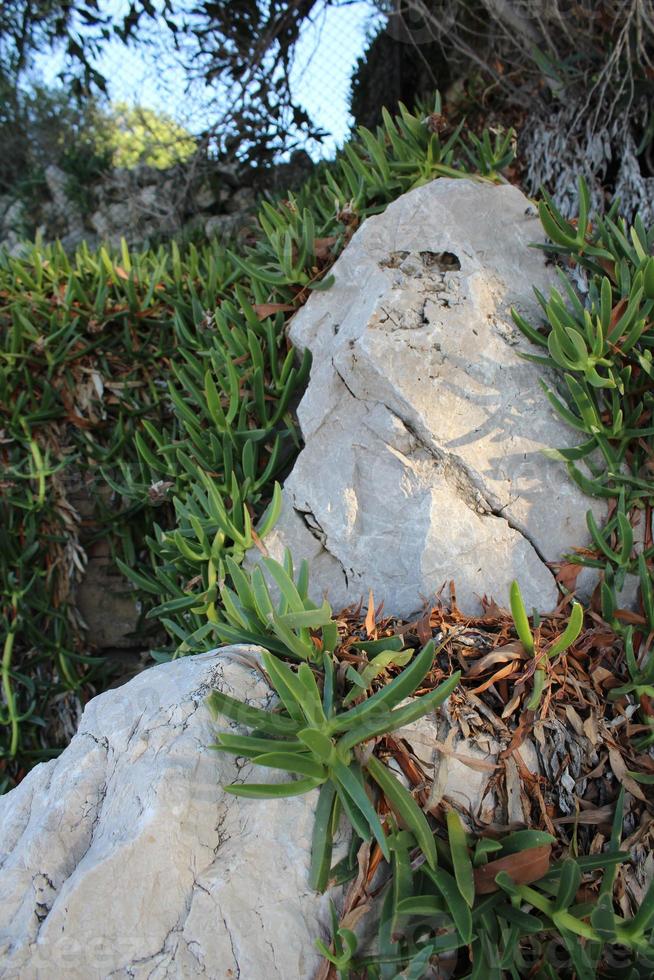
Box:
396, 702, 540, 827
44, 165, 86, 245
1, 200, 25, 232
205, 213, 243, 241
0, 648, 333, 978
257, 178, 602, 616
194, 180, 216, 212
44, 165, 73, 214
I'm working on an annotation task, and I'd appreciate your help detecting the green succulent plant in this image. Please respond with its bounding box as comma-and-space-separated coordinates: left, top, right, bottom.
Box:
509, 580, 584, 709
315, 790, 654, 978
212, 549, 338, 662
1, 94, 521, 788
513, 176, 654, 747
208, 639, 459, 886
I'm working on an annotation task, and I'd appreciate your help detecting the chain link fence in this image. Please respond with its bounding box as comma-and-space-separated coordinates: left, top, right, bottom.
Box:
35, 1, 384, 162
0, 3, 397, 251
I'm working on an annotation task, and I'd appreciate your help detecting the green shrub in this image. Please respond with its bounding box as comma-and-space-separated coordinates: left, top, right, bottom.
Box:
120, 97, 517, 661
207, 557, 654, 977
514, 178, 654, 747
101, 102, 197, 170
3, 90, 652, 976
0, 96, 515, 791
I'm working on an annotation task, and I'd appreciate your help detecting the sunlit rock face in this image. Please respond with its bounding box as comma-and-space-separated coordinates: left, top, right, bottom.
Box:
255, 178, 602, 616
0, 648, 334, 979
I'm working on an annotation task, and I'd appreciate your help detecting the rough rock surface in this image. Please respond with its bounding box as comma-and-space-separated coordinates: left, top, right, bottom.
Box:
63, 470, 144, 651
0, 648, 334, 979
257, 178, 602, 616
0, 198, 27, 256
397, 702, 540, 828
0, 152, 314, 254
43, 165, 87, 250
75, 552, 143, 650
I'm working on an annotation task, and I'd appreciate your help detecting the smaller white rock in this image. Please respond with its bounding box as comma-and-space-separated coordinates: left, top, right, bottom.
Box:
0, 648, 335, 979
396, 702, 540, 827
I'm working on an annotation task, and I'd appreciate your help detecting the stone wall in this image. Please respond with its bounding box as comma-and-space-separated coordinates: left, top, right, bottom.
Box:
0, 151, 313, 254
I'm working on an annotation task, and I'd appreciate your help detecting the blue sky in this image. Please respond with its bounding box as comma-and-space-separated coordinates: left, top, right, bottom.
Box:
34, 1, 383, 158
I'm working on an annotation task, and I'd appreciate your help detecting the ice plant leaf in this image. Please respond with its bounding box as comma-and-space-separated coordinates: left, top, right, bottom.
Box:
446, 810, 475, 907
547, 601, 584, 658
206, 689, 300, 736
366, 754, 437, 870
309, 782, 338, 892
424, 866, 473, 944
225, 777, 323, 798
328, 639, 442, 734
252, 751, 326, 780
509, 581, 534, 654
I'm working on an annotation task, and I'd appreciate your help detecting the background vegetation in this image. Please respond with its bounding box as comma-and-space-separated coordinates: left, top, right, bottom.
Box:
2, 92, 652, 972
2, 2, 654, 213
0, 98, 513, 792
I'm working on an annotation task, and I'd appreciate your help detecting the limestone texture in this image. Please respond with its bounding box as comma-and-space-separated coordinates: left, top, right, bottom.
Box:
0, 648, 334, 979
256, 178, 602, 616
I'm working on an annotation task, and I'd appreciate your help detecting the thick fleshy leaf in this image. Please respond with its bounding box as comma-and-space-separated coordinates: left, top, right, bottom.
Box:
554, 858, 582, 912
258, 655, 307, 725
251, 751, 326, 779
333, 760, 390, 861
509, 581, 534, 654
337, 672, 461, 752
396, 895, 447, 916
261, 555, 305, 612
276, 600, 333, 630
262, 652, 323, 726
366, 755, 437, 870
225, 777, 322, 798
211, 733, 306, 758
298, 727, 335, 763
446, 810, 475, 907
424, 866, 473, 944
206, 689, 299, 736
327, 639, 439, 733
310, 782, 338, 892
499, 830, 556, 854
547, 602, 584, 658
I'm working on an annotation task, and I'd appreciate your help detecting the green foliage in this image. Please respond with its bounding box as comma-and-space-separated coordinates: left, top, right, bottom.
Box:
316, 901, 359, 976
342, 640, 412, 707
509, 580, 583, 710
462, 126, 516, 179
0, 213, 317, 781
0, 83, 194, 210
118, 94, 515, 660
4, 78, 650, 975
608, 622, 654, 705
210, 619, 653, 978
327, 801, 654, 976
351, 1, 654, 208
104, 102, 197, 170
320, 94, 515, 217
1, 97, 515, 790
209, 632, 459, 881
189, 137, 653, 979
207, 550, 337, 662
0, 84, 112, 205
514, 178, 654, 744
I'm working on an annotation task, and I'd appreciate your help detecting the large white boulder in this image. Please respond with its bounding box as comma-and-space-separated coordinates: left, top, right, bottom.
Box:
0, 648, 333, 979
258, 178, 601, 615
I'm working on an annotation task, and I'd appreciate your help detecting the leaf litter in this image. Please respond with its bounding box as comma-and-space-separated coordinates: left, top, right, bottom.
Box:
315, 583, 654, 973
